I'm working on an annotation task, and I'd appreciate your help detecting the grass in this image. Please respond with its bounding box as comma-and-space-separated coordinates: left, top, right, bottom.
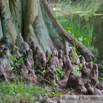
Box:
57, 15, 94, 48
49, 0, 102, 52
0, 81, 62, 103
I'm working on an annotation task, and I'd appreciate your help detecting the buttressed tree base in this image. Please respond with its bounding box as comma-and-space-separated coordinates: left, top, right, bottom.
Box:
0, 0, 102, 102
0, 0, 94, 61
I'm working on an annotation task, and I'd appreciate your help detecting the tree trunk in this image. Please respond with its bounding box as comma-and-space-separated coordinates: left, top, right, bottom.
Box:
0, 0, 102, 97
0, 0, 95, 61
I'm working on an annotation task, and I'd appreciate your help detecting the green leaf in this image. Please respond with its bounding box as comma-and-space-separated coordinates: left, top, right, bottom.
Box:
53, 70, 55, 72
9, 67, 14, 71
83, 38, 87, 40
73, 65, 80, 75
41, 67, 44, 70
90, 61, 93, 64
10, 55, 16, 61
17, 57, 24, 65
98, 76, 103, 80
56, 70, 65, 80
79, 65, 83, 70
47, 54, 51, 61
18, 54, 23, 57
74, 51, 76, 55
42, 70, 46, 74
9, 50, 11, 54
75, 55, 82, 59
55, 92, 63, 96
67, 27, 72, 30
54, 83, 58, 87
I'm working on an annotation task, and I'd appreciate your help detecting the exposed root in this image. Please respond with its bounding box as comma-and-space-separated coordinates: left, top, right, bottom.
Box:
0, 35, 102, 98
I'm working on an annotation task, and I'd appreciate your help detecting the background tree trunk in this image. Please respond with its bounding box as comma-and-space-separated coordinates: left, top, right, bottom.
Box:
0, 0, 95, 61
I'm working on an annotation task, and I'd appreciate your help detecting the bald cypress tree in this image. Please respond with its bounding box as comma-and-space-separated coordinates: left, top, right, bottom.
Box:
0, 0, 94, 61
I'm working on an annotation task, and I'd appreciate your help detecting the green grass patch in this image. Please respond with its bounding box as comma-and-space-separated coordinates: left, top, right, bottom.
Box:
0, 81, 62, 102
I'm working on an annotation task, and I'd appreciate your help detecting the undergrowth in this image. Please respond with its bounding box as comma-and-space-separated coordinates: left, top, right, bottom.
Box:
0, 81, 62, 103
0, 50, 63, 103
49, 0, 102, 53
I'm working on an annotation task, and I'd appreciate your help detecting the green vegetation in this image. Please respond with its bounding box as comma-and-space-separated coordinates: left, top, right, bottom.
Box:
57, 15, 94, 48
73, 65, 81, 75
0, 49, 64, 102
0, 1, 103, 102
8, 50, 24, 71
50, 0, 102, 52
68, 88, 74, 94
49, 0, 103, 81
56, 69, 65, 80
0, 81, 62, 102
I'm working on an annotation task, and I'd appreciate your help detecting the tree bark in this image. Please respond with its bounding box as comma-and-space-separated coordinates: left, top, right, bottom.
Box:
0, 0, 95, 61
